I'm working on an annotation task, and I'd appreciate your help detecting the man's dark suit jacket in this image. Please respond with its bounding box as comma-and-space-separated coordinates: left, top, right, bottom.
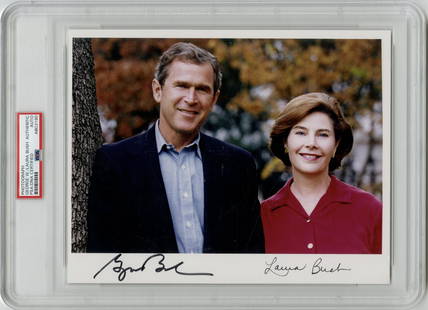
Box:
87, 125, 264, 253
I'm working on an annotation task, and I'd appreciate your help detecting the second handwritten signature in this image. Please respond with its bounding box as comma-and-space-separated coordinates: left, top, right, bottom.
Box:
264, 256, 351, 277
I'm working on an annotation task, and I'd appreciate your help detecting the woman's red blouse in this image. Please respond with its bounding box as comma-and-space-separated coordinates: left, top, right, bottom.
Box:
261, 176, 382, 254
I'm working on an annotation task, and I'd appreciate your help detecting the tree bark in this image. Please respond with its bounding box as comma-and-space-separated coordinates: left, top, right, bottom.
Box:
72, 38, 103, 253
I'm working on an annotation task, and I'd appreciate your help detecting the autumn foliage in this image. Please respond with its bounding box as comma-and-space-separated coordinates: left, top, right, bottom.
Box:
92, 38, 383, 198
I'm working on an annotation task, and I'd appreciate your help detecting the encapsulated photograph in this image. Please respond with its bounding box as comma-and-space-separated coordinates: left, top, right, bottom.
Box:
69, 32, 389, 284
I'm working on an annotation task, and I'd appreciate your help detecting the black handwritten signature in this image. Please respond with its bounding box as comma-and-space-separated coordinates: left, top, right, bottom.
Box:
264, 257, 351, 277
94, 253, 214, 281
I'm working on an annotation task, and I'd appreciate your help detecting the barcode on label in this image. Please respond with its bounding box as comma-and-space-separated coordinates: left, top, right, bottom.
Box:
34, 171, 39, 195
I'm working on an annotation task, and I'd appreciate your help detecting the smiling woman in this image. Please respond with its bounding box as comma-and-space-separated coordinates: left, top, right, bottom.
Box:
261, 92, 382, 254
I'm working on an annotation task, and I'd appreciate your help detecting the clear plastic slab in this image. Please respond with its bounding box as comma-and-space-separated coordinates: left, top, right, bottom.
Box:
0, 0, 425, 309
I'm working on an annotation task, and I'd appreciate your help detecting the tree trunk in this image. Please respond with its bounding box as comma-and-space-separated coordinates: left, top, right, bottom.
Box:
72, 38, 103, 253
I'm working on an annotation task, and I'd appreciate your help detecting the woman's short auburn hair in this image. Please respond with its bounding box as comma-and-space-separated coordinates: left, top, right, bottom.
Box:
270, 92, 353, 171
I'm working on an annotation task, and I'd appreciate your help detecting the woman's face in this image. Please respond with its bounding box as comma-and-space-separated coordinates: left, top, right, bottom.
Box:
285, 111, 337, 178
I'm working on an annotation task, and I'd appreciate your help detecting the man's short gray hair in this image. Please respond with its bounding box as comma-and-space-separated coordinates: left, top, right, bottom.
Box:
154, 42, 222, 93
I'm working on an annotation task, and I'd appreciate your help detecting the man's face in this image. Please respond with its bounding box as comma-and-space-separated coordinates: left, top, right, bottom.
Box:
152, 60, 219, 144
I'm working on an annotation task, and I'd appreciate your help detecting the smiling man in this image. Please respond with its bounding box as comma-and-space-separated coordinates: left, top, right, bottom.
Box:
87, 42, 264, 254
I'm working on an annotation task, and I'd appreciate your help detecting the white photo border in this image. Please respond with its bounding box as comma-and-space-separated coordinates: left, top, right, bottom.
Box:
67, 29, 391, 285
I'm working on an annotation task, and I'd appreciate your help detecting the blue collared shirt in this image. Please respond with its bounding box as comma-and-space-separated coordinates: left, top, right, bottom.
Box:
155, 122, 205, 253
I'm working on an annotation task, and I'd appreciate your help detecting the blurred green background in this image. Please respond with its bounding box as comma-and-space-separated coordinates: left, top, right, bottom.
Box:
92, 38, 383, 200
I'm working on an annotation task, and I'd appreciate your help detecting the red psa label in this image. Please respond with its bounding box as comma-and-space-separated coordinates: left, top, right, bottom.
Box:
17, 113, 43, 198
